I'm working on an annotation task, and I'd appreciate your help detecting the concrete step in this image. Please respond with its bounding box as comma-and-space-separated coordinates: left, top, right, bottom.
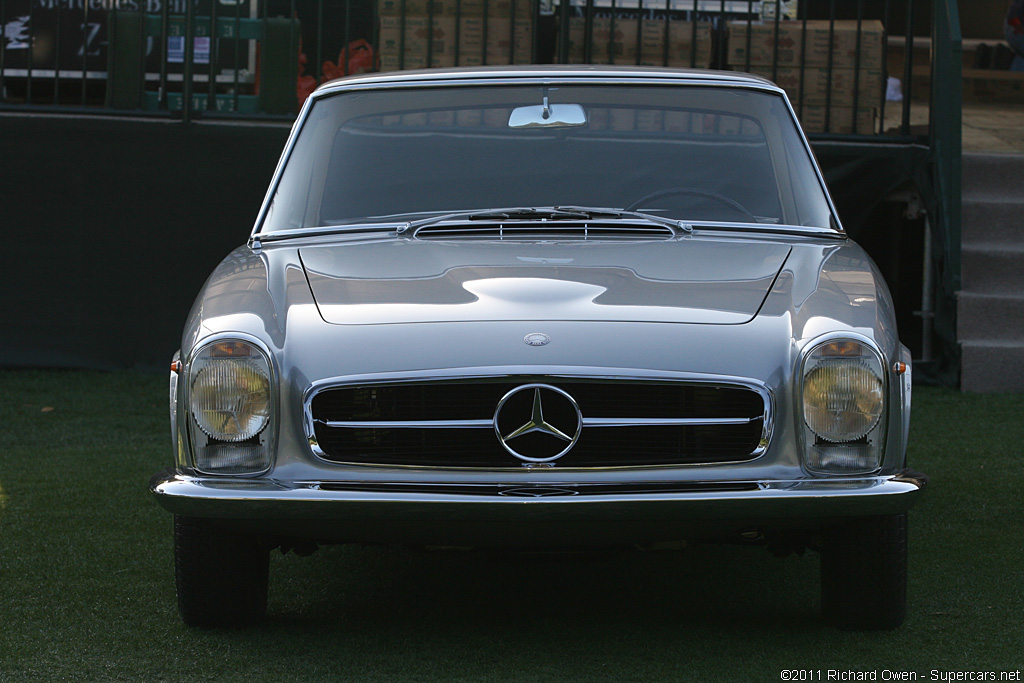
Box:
962, 197, 1024, 246
958, 153, 1024, 393
960, 40, 1016, 70
962, 152, 1024, 199
963, 69, 1024, 105
961, 245, 1024, 295
957, 292, 1024, 343
887, 39, 1024, 104
896, 66, 1024, 105
961, 341, 1024, 393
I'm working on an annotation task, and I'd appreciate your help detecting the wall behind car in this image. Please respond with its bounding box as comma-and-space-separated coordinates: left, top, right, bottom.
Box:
0, 114, 932, 372
0, 114, 291, 370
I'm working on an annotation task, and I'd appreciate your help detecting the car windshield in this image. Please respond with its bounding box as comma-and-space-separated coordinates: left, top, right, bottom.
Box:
259, 83, 836, 233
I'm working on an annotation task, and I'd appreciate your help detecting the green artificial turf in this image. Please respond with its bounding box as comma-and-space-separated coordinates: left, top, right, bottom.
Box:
1, 370, 1021, 681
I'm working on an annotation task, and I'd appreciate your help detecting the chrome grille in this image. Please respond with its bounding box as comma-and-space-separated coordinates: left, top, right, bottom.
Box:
307, 379, 769, 468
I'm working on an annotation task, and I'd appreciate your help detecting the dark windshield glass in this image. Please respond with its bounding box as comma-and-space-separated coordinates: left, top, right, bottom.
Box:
260, 83, 835, 232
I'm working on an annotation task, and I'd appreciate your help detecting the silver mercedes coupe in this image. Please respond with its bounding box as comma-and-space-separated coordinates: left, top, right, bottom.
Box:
151, 66, 926, 630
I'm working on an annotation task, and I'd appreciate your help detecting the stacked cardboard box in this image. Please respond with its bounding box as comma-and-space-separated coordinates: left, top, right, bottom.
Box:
747, 65, 884, 108
378, 0, 532, 71
727, 19, 884, 133
562, 17, 712, 68
727, 19, 884, 69
798, 106, 876, 135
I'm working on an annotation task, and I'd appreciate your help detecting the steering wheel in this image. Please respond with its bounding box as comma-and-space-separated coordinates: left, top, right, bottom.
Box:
625, 188, 757, 222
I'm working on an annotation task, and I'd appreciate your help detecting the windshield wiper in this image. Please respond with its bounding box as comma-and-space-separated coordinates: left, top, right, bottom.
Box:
399, 206, 692, 234
250, 223, 399, 247
467, 207, 592, 220
556, 206, 693, 233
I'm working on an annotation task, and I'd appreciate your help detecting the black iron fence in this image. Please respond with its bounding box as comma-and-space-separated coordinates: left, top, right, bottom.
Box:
0, 0, 963, 377
2, 0, 952, 138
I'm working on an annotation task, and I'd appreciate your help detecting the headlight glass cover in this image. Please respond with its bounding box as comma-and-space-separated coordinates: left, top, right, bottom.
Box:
188, 340, 273, 474
800, 339, 885, 474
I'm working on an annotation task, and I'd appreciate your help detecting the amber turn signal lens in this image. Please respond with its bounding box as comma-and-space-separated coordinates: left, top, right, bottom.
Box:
210, 341, 253, 358
818, 340, 863, 358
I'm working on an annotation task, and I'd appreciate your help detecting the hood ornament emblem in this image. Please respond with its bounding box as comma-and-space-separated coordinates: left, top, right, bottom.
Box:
499, 486, 580, 497
493, 384, 582, 463
524, 332, 551, 347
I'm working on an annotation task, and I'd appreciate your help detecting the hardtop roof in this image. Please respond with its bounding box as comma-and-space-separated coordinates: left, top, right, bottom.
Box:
312, 66, 779, 96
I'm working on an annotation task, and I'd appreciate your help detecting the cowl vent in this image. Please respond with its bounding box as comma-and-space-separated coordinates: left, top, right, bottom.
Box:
414, 221, 675, 240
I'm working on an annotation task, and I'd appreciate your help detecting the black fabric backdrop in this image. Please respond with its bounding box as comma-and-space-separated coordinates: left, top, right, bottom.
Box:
0, 115, 954, 382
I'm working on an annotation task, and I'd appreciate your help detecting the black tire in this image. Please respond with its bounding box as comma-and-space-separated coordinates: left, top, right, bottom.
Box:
820, 513, 908, 630
174, 515, 269, 628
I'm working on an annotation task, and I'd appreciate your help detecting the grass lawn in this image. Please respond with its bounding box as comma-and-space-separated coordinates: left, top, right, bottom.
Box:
1, 370, 1022, 682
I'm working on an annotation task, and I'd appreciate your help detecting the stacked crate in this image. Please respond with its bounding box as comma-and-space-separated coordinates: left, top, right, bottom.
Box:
561, 17, 713, 68
728, 20, 885, 134
378, 0, 533, 71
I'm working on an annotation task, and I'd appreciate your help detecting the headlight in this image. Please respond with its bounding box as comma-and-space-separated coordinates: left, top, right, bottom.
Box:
800, 339, 885, 474
187, 339, 273, 474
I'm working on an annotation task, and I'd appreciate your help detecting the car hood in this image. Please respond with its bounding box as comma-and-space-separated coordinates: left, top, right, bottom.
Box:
299, 237, 791, 325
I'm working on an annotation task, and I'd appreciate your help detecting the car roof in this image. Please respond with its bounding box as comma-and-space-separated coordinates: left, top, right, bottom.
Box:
313, 65, 780, 96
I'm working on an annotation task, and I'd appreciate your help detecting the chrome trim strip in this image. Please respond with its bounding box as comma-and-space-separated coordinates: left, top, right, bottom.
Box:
318, 416, 758, 429
582, 417, 759, 427
320, 419, 494, 429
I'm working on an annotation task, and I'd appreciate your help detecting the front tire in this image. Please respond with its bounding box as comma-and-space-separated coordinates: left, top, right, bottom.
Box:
820, 513, 908, 630
174, 515, 269, 628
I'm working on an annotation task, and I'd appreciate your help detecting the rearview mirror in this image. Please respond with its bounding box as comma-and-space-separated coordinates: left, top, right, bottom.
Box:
509, 101, 587, 129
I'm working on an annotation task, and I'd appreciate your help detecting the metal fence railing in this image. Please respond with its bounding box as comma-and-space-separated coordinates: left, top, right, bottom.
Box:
927, 0, 962, 367
1, 1, 949, 138
1, 0, 962, 377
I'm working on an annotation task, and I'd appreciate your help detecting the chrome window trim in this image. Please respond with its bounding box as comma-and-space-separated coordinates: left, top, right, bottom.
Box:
302, 366, 774, 471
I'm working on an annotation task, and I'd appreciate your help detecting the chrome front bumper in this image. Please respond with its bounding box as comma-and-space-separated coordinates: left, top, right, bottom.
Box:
150, 469, 928, 546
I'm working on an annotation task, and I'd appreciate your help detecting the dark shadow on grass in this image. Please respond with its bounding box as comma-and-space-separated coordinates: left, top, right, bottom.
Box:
260, 541, 822, 636
192, 542, 832, 680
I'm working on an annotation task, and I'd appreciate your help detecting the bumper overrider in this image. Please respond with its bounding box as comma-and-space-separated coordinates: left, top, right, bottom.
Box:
149, 468, 928, 546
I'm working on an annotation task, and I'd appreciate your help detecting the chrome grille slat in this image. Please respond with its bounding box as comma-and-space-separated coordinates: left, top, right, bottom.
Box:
581, 416, 759, 427
319, 419, 494, 429
318, 416, 758, 429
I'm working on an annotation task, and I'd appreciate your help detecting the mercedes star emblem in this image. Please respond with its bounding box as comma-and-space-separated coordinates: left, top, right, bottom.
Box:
493, 383, 582, 463
523, 332, 551, 347
499, 486, 580, 497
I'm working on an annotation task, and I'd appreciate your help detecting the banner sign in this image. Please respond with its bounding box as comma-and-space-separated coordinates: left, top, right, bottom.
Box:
1, 0, 249, 77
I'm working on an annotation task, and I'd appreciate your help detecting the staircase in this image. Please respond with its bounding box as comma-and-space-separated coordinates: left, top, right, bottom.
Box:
958, 153, 1024, 393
